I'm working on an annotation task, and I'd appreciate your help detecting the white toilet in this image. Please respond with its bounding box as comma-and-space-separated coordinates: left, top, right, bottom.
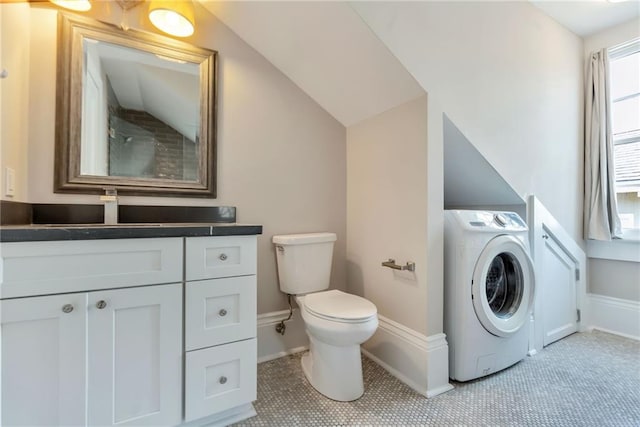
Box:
272, 232, 378, 402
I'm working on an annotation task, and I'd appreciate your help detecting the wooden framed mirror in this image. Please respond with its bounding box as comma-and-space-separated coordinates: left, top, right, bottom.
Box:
55, 13, 217, 197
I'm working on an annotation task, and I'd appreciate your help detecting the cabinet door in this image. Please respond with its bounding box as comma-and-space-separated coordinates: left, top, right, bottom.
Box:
1, 293, 87, 426
87, 284, 182, 426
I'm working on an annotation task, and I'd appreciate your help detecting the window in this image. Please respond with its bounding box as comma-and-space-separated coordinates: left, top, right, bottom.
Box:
609, 39, 640, 239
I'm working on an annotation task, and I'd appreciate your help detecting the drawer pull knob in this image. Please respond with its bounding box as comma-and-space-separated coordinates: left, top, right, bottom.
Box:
219, 253, 228, 261
62, 304, 74, 313
96, 300, 107, 309
219, 376, 227, 384
219, 309, 228, 317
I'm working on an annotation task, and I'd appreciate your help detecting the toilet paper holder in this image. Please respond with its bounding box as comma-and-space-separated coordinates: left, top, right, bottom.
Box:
381, 259, 415, 272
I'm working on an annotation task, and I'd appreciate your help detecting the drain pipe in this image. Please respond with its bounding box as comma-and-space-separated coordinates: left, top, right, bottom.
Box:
275, 294, 294, 335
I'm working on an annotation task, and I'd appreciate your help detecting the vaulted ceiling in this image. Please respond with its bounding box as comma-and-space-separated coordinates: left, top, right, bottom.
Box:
198, 1, 638, 127
199, 1, 425, 127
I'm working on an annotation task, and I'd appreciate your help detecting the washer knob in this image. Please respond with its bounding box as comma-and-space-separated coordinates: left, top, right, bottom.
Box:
494, 214, 508, 227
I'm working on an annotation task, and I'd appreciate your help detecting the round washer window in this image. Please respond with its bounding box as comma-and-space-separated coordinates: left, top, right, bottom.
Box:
485, 253, 523, 319
471, 234, 535, 337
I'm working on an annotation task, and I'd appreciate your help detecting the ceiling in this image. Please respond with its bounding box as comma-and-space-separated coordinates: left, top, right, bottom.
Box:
529, 0, 640, 37
199, 1, 425, 127
198, 1, 638, 128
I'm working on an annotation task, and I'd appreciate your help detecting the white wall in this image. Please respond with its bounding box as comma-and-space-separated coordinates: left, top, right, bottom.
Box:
6, 3, 348, 315
352, 1, 585, 243
1, 3, 31, 202
347, 96, 428, 334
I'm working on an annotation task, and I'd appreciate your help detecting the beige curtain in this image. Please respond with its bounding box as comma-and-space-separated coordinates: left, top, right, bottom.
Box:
584, 49, 622, 240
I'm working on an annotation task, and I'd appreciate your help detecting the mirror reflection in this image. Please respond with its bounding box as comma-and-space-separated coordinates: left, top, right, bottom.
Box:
81, 38, 200, 181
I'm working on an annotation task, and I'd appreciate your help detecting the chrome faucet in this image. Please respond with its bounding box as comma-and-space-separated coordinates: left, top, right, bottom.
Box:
100, 188, 118, 225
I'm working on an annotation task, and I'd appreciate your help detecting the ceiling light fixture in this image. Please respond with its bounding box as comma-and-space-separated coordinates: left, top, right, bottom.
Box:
48, 0, 196, 38
49, 0, 91, 12
148, 1, 195, 38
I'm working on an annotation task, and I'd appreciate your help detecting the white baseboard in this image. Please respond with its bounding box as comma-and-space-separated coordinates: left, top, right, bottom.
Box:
362, 315, 453, 398
257, 311, 454, 397
587, 293, 640, 341
257, 308, 308, 363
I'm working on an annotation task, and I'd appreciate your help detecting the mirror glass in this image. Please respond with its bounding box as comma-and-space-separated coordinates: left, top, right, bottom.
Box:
56, 13, 217, 197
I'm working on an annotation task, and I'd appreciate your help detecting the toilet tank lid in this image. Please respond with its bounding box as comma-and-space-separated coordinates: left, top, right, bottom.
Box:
273, 232, 337, 245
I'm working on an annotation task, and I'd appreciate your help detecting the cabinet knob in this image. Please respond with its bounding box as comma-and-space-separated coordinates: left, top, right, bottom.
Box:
219, 253, 228, 261
219, 376, 227, 384
62, 304, 74, 314
96, 300, 107, 309
219, 309, 228, 317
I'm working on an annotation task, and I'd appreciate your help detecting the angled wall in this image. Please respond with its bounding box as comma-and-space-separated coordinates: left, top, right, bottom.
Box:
443, 114, 526, 218
352, 1, 584, 242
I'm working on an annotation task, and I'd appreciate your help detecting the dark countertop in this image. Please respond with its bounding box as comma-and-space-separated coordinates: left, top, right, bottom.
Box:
0, 223, 263, 242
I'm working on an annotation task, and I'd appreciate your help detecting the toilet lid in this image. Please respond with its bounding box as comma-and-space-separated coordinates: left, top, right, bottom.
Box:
304, 290, 377, 322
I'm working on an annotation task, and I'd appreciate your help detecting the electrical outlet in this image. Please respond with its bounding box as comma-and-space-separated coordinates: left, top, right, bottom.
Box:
5, 167, 15, 197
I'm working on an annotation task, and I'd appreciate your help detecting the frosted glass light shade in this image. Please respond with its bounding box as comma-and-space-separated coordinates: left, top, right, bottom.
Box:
50, 0, 91, 11
148, 1, 195, 37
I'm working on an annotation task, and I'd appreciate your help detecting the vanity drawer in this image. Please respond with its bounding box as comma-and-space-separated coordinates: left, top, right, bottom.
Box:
185, 276, 256, 351
185, 236, 257, 281
0, 238, 183, 299
184, 338, 257, 422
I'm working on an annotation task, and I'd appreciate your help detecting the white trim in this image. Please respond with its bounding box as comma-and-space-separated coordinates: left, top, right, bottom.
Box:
257, 309, 292, 326
255, 310, 455, 397
587, 238, 640, 262
527, 195, 588, 353
424, 333, 454, 398
181, 403, 256, 427
256, 308, 309, 363
362, 315, 453, 398
587, 294, 640, 341
375, 314, 429, 351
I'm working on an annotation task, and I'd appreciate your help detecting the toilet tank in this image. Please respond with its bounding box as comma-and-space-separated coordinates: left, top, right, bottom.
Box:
272, 233, 337, 295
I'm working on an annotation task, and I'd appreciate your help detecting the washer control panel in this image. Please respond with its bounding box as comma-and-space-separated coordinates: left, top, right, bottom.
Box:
451, 210, 527, 232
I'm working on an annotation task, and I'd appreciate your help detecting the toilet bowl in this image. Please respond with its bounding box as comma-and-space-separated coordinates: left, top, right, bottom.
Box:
272, 233, 379, 401
297, 290, 378, 401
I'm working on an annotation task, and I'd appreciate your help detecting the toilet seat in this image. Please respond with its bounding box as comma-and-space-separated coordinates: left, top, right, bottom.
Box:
303, 290, 377, 323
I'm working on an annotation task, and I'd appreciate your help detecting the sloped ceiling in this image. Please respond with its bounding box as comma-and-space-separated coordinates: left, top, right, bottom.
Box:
198, 1, 636, 127
198, 1, 425, 127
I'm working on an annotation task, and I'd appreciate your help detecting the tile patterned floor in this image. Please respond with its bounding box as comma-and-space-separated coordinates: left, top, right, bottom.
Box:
234, 331, 640, 426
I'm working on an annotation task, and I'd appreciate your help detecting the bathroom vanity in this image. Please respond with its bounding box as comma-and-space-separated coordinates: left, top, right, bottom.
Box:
0, 222, 261, 427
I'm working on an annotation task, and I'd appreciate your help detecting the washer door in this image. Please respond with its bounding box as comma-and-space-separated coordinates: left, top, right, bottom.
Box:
471, 235, 535, 337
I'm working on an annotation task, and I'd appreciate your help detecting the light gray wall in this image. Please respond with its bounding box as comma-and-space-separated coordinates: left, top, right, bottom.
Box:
0, 3, 30, 202
3, 3, 347, 315
589, 258, 640, 301
347, 96, 428, 334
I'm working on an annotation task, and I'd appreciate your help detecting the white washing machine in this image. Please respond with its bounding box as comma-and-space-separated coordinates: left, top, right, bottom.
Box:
444, 210, 535, 382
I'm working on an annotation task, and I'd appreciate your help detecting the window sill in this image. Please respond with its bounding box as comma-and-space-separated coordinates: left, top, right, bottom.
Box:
587, 233, 640, 263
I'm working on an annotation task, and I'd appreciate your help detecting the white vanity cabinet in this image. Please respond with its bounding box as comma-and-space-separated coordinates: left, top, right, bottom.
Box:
0, 233, 258, 427
0, 238, 184, 427
184, 236, 258, 424
1, 285, 182, 427
1, 292, 88, 426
